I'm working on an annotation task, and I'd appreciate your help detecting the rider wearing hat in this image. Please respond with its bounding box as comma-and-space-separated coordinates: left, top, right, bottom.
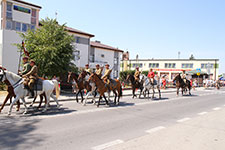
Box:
134, 67, 141, 83
148, 68, 155, 84
101, 64, 112, 85
84, 64, 92, 75
23, 60, 38, 98
20, 56, 31, 75
95, 64, 103, 77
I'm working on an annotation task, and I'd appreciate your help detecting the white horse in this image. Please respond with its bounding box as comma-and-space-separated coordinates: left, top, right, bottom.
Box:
0, 68, 60, 115
140, 74, 161, 99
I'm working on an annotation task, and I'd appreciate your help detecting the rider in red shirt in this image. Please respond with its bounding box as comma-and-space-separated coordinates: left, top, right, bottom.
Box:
148, 68, 155, 84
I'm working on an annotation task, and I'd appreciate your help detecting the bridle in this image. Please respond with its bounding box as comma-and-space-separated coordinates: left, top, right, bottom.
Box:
0, 69, 6, 82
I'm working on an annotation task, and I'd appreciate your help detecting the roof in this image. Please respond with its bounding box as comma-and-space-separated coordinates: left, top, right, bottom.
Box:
91, 41, 123, 53
13, 0, 42, 9
128, 59, 219, 61
65, 27, 95, 37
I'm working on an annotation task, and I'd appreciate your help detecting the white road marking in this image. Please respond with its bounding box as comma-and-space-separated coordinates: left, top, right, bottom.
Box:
213, 107, 221, 111
92, 139, 124, 150
146, 126, 166, 133
177, 117, 191, 123
198, 112, 208, 115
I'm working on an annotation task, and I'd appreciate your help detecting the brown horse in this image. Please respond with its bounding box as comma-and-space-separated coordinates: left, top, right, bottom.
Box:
89, 73, 122, 107
67, 71, 94, 103
173, 74, 192, 96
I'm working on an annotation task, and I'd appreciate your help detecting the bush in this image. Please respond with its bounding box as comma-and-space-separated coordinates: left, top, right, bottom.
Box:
119, 70, 135, 81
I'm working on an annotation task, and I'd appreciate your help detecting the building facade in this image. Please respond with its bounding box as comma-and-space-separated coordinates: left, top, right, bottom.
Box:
0, 0, 41, 73
90, 41, 123, 79
121, 58, 219, 80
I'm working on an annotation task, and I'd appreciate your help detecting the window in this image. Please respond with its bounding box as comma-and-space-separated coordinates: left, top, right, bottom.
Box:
30, 25, 35, 30
22, 23, 27, 32
165, 63, 176, 68
76, 37, 80, 43
201, 64, 205, 69
6, 2, 12, 19
31, 9, 36, 17
156, 63, 159, 68
101, 54, 104, 58
114, 57, 118, 64
6, 20, 12, 30
149, 63, 159, 68
182, 63, 193, 68
15, 22, 21, 31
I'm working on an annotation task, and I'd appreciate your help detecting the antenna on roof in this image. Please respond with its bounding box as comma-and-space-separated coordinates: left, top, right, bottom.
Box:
55, 11, 58, 20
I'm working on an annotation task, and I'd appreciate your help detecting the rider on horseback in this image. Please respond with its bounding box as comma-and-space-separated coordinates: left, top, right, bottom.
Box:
85, 64, 92, 75
22, 60, 38, 98
148, 68, 155, 84
95, 64, 103, 78
101, 64, 112, 91
134, 67, 141, 84
20, 56, 31, 75
181, 70, 187, 84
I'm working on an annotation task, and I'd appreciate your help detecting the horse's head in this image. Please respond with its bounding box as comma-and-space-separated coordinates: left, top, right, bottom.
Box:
67, 72, 78, 83
126, 74, 134, 82
88, 73, 97, 82
173, 74, 181, 82
0, 69, 6, 82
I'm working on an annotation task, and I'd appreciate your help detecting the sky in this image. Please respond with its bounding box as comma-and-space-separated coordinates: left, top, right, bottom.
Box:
28, 0, 225, 73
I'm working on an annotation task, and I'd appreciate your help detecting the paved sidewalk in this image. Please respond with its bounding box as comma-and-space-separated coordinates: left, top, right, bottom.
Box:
106, 107, 225, 150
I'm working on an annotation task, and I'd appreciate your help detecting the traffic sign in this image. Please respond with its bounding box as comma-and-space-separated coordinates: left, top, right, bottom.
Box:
196, 68, 201, 73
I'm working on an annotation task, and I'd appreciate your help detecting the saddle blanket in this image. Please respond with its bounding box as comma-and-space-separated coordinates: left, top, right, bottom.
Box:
34, 79, 43, 91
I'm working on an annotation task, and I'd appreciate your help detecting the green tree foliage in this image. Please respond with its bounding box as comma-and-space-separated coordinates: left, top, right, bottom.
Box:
17, 18, 76, 78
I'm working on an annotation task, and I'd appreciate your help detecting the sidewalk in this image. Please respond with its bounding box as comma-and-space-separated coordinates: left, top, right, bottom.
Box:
106, 107, 225, 150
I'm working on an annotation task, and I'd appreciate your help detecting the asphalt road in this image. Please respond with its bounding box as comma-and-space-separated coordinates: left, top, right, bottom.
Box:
0, 88, 225, 150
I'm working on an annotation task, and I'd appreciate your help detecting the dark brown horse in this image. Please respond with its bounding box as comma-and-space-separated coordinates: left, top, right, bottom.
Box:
67, 71, 94, 103
173, 74, 191, 96
89, 73, 122, 107
126, 74, 143, 98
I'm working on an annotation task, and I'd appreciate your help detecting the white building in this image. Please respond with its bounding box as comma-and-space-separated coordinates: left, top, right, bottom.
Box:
0, 0, 41, 73
90, 41, 123, 79
121, 58, 219, 80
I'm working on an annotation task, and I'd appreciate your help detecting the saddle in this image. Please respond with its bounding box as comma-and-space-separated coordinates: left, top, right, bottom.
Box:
33, 78, 43, 91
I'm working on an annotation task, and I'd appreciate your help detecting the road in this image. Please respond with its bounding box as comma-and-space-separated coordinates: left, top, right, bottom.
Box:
0, 88, 225, 150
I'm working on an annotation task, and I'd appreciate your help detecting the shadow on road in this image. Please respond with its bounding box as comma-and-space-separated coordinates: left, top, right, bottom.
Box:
0, 116, 43, 150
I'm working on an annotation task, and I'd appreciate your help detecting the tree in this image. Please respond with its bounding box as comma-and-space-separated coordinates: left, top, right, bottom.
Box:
17, 18, 76, 78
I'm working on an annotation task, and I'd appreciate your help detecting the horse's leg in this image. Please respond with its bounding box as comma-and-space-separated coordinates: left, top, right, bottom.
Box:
139, 87, 143, 98
50, 93, 60, 108
37, 95, 43, 109
76, 90, 80, 103
132, 88, 136, 98
83, 91, 90, 106
103, 94, 109, 105
177, 87, 179, 96
181, 88, 184, 96
80, 90, 84, 103
151, 86, 155, 99
189, 86, 191, 95
158, 86, 161, 99
0, 93, 11, 112
97, 95, 102, 107
16, 97, 20, 111
43, 93, 51, 112
20, 98, 28, 115
107, 91, 111, 103
113, 90, 117, 105
29, 96, 38, 107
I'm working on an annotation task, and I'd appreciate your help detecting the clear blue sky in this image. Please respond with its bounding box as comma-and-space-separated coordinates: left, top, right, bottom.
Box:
29, 0, 225, 73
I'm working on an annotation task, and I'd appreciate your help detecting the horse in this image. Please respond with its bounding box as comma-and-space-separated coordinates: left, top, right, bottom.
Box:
173, 74, 191, 96
0, 68, 60, 115
89, 73, 122, 107
0, 69, 46, 112
140, 74, 161, 99
126, 74, 143, 98
67, 71, 96, 105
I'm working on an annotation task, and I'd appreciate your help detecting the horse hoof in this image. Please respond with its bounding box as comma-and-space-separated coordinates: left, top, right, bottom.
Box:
8, 112, 11, 116
83, 102, 86, 106
23, 111, 28, 115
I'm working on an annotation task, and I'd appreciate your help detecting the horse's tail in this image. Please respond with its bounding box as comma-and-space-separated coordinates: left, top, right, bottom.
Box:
52, 80, 60, 99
